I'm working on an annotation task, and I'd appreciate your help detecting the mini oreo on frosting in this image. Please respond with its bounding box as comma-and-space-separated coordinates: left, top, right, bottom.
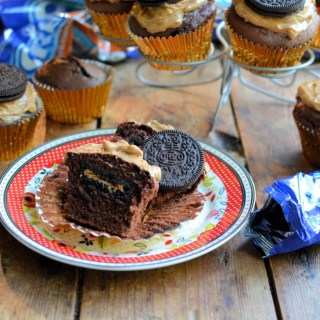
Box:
143, 130, 204, 191
0, 63, 27, 103
245, 0, 306, 17
137, 0, 180, 7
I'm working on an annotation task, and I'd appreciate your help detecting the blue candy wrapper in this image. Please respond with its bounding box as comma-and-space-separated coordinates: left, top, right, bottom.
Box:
244, 171, 320, 258
0, 0, 101, 79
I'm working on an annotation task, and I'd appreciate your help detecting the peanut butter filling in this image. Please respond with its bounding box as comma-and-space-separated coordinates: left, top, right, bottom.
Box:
0, 82, 37, 124
130, 0, 207, 33
235, 0, 314, 40
298, 80, 320, 111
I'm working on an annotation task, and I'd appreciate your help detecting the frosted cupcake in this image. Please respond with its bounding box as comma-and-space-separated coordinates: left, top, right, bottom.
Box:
127, 0, 217, 70
85, 0, 135, 46
0, 63, 44, 161
34, 55, 115, 124
293, 79, 320, 167
311, 0, 320, 49
225, 0, 319, 72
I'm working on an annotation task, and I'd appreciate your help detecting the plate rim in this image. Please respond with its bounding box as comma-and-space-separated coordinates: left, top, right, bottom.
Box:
0, 128, 256, 271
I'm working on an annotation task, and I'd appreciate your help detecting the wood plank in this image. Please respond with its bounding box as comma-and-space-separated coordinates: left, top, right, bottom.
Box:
102, 58, 238, 140
46, 118, 97, 141
80, 233, 276, 320
81, 58, 277, 320
0, 225, 79, 320
230, 67, 320, 319
0, 114, 96, 318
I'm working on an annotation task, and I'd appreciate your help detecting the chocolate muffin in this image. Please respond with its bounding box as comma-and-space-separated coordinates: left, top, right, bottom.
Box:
34, 55, 115, 124
85, 0, 135, 46
225, 0, 319, 71
127, 0, 217, 70
293, 80, 320, 167
0, 63, 44, 161
35, 55, 107, 90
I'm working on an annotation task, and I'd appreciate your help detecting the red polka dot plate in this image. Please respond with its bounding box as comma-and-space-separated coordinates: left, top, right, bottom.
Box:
0, 129, 255, 270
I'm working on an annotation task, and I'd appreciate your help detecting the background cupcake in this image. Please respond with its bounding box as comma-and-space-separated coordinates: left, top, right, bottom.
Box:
0, 63, 44, 161
225, 0, 319, 72
85, 0, 135, 47
311, 0, 320, 49
34, 55, 114, 124
127, 0, 217, 70
293, 79, 320, 167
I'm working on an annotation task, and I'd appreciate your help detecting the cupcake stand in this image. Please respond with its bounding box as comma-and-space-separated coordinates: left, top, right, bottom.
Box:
133, 20, 318, 131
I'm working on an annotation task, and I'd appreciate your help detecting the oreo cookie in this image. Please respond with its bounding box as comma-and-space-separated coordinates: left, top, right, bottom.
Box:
245, 0, 305, 17
137, 0, 180, 7
143, 130, 204, 191
0, 63, 27, 103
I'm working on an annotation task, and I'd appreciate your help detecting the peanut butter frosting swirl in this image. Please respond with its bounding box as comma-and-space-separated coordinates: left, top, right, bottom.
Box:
235, 0, 314, 39
298, 80, 320, 112
0, 82, 37, 124
68, 140, 162, 181
130, 0, 207, 33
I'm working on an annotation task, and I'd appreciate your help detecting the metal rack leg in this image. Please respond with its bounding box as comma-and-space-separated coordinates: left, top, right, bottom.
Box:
211, 59, 237, 131
238, 70, 296, 104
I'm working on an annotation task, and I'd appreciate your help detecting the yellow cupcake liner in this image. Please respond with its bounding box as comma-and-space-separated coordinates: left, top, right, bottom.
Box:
0, 96, 44, 161
295, 121, 320, 167
34, 61, 115, 124
311, 7, 320, 49
225, 17, 311, 74
87, 8, 133, 47
127, 17, 215, 71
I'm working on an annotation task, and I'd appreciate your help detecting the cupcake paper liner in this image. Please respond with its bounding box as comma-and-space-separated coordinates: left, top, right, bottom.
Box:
311, 7, 320, 49
87, 8, 133, 47
34, 61, 115, 124
127, 17, 215, 71
295, 121, 320, 167
0, 95, 44, 161
225, 18, 311, 74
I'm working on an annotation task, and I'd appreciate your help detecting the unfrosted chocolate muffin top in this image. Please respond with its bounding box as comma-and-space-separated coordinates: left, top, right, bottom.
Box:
35, 55, 107, 90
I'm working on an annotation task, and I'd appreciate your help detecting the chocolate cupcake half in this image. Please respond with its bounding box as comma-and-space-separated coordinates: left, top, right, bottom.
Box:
127, 0, 217, 70
225, 0, 319, 72
34, 55, 115, 124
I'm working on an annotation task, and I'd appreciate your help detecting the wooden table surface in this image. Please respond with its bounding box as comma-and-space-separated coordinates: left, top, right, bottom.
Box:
0, 53, 319, 320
